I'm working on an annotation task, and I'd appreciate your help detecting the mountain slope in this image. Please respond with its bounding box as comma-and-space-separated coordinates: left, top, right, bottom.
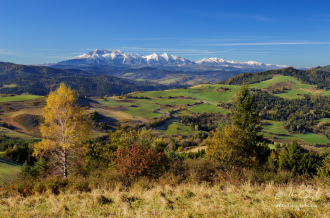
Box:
0, 62, 183, 96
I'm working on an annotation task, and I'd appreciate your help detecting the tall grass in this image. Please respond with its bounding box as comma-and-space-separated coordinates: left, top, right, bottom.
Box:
0, 178, 328, 217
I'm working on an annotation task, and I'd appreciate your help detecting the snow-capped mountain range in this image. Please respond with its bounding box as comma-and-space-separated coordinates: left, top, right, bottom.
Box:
56, 49, 287, 72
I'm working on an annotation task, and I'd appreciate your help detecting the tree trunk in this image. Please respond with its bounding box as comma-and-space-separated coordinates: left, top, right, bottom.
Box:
63, 149, 68, 178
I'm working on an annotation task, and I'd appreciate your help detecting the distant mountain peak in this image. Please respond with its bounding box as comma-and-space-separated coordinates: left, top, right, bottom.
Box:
92, 49, 110, 54
112, 49, 123, 54
56, 49, 287, 72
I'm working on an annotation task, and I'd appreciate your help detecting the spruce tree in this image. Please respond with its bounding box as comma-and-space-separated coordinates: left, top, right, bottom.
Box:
231, 85, 262, 148
231, 84, 268, 163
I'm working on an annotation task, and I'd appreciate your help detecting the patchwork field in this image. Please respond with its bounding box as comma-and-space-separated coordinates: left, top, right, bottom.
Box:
1, 75, 330, 145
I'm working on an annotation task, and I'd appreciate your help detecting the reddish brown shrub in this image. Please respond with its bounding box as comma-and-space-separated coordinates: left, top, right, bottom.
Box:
116, 145, 168, 179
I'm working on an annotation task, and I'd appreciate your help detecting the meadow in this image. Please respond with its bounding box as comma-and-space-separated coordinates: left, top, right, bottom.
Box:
0, 179, 328, 217
0, 152, 21, 185
0, 94, 42, 103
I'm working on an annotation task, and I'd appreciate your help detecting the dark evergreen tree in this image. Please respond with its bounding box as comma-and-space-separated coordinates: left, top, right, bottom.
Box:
279, 139, 323, 175
231, 85, 262, 145
231, 84, 269, 164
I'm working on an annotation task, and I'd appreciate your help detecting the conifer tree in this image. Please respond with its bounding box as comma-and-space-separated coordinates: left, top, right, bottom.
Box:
207, 84, 270, 167
231, 84, 263, 148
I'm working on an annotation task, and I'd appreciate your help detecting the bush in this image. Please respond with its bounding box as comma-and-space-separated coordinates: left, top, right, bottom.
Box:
116, 145, 169, 179
161, 159, 217, 185
279, 140, 323, 175
21, 159, 47, 178
183, 159, 216, 183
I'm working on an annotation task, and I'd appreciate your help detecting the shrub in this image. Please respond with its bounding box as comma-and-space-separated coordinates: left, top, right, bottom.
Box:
206, 126, 258, 168
21, 159, 47, 178
317, 154, 330, 178
279, 140, 323, 175
183, 159, 216, 183
116, 145, 169, 179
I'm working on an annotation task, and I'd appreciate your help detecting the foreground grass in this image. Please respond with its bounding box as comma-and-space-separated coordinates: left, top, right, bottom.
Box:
0, 182, 329, 217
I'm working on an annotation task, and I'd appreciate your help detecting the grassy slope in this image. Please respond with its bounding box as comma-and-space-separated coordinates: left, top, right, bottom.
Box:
0, 94, 42, 102
0, 126, 35, 139
163, 122, 198, 135
188, 103, 229, 114
249, 76, 316, 99
262, 120, 330, 144
262, 120, 288, 135
99, 98, 201, 119
0, 152, 21, 185
134, 84, 241, 102
0, 183, 328, 217
293, 133, 330, 144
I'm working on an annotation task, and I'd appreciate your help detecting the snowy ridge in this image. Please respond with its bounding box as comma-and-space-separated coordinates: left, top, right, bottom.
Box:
56, 49, 287, 71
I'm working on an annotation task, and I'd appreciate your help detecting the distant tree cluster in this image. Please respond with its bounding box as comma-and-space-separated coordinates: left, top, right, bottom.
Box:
0, 135, 38, 165
254, 91, 330, 133
180, 112, 230, 132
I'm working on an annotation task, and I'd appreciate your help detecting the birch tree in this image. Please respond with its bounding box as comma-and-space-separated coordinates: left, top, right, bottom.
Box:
34, 84, 91, 178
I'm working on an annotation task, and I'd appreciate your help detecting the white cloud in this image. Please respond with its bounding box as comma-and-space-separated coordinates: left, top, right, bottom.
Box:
0, 49, 18, 55
203, 41, 330, 46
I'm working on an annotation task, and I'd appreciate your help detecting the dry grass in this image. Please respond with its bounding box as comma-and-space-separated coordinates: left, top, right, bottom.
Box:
1, 182, 329, 217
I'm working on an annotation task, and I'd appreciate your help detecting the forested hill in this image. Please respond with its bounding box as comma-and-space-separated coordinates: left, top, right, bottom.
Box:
0, 62, 183, 96
223, 66, 330, 89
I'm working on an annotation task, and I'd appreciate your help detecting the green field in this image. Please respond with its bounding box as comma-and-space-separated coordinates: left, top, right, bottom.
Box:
163, 122, 198, 135
188, 103, 229, 114
293, 133, 330, 144
262, 120, 288, 135
0, 153, 21, 184
0, 94, 42, 102
261, 120, 330, 144
249, 76, 318, 99
274, 89, 312, 99
317, 118, 330, 123
321, 89, 330, 96
134, 84, 241, 103
99, 98, 201, 118
0, 126, 35, 139
249, 76, 314, 90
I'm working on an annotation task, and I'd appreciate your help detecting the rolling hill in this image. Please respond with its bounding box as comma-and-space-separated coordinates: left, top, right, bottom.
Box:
2, 66, 330, 147
0, 62, 183, 96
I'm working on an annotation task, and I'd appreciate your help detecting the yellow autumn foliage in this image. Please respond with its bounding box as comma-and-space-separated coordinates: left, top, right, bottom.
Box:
33, 83, 91, 177
206, 125, 257, 167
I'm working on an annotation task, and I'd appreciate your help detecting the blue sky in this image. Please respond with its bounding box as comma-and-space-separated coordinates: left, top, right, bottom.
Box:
0, 0, 330, 68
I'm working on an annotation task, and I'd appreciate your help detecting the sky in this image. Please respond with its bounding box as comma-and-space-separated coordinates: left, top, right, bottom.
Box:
0, 0, 330, 68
